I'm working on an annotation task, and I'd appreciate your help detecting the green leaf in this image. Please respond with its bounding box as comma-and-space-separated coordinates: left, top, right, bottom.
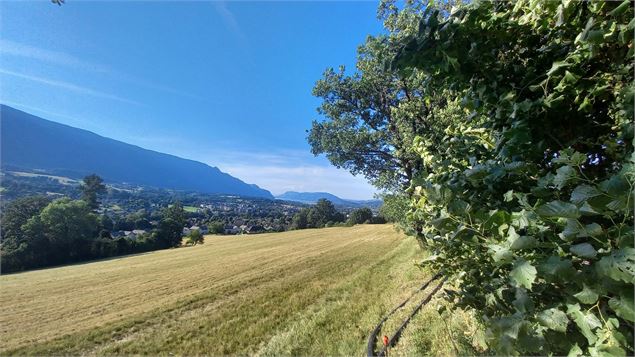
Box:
537, 308, 569, 332
606, 197, 628, 212
560, 219, 580, 241
570, 243, 597, 258
567, 303, 600, 344
553, 165, 578, 189
536, 201, 581, 219
579, 201, 601, 216
574, 284, 599, 304
570, 184, 602, 204
567, 344, 583, 357
609, 0, 631, 17
599, 175, 629, 196
539, 256, 575, 279
547, 61, 570, 76
509, 235, 537, 250
584, 223, 603, 237
513, 287, 533, 313
609, 295, 635, 322
510, 259, 537, 290
596, 248, 635, 283
562, 70, 580, 84
511, 209, 532, 229
489, 244, 513, 265
504, 190, 514, 202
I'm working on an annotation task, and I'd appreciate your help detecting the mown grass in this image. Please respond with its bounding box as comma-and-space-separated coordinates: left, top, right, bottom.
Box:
0, 224, 485, 355
183, 205, 199, 213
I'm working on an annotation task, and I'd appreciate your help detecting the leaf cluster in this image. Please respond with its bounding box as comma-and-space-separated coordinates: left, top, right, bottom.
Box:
394, 0, 634, 355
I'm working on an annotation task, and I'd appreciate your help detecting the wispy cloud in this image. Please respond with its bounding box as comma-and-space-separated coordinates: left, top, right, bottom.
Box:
0, 68, 141, 105
0, 39, 113, 74
0, 39, 201, 100
198, 149, 378, 200
212, 2, 245, 40
221, 163, 377, 200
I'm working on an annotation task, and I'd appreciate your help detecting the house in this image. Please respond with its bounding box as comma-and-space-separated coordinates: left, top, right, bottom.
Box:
188, 225, 208, 234
223, 225, 239, 235
245, 225, 265, 234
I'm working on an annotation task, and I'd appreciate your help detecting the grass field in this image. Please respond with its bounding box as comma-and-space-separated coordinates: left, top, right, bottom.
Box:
0, 224, 483, 355
183, 205, 199, 213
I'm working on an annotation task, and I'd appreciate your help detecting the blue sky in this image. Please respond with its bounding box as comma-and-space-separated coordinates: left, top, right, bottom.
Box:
0, 1, 385, 199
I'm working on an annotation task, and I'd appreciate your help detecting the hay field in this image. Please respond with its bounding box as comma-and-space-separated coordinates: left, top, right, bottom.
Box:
0, 224, 481, 355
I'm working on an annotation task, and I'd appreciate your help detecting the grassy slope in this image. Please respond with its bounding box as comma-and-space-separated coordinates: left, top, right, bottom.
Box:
0, 225, 482, 355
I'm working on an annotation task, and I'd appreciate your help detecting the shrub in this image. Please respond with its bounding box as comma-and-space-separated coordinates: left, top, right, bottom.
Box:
395, 1, 634, 355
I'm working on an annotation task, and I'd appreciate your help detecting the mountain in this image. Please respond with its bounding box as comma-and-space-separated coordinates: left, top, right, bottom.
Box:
0, 105, 273, 198
276, 191, 381, 207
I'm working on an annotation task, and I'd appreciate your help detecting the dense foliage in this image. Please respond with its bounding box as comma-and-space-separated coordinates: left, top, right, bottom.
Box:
1, 175, 189, 273
309, 29, 426, 190
184, 229, 205, 246
310, 0, 633, 354
390, 0, 634, 355
291, 199, 346, 229
348, 207, 374, 225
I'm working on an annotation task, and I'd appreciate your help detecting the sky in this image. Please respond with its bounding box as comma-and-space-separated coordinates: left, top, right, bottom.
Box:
0, 1, 386, 200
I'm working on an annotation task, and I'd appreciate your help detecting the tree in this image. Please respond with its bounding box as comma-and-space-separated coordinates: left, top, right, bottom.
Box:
291, 209, 309, 230
378, 193, 409, 225
208, 221, 224, 234
22, 198, 99, 264
308, 40, 431, 190
80, 174, 106, 211
155, 202, 186, 248
100, 215, 114, 232
185, 229, 204, 246
0, 195, 51, 272
309, 199, 343, 228
348, 207, 373, 225
0, 195, 51, 247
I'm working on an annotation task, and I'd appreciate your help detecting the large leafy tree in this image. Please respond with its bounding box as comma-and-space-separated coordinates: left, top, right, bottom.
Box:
308, 31, 433, 190
308, 0, 465, 191
22, 198, 99, 265
0, 195, 51, 247
156, 202, 186, 248
0, 196, 51, 271
391, 0, 634, 355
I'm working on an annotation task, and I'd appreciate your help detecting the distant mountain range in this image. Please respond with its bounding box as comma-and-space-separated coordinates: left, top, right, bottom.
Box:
0, 105, 273, 198
275, 191, 381, 208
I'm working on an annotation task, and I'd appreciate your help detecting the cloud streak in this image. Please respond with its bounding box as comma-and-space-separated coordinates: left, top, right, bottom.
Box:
212, 1, 246, 41
0, 68, 141, 105
0, 39, 113, 74
0, 39, 201, 100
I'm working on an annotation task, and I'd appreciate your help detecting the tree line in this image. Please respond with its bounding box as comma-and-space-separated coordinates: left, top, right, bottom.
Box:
1, 174, 186, 273
290, 199, 385, 230
309, 0, 633, 355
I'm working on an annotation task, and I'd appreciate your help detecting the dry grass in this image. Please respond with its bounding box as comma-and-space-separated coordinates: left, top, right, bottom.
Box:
0, 224, 484, 355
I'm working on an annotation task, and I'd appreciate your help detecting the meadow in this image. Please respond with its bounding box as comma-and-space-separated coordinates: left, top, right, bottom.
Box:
0, 224, 482, 355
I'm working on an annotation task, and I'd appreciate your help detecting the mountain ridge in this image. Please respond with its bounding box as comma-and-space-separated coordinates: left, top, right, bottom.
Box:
0, 105, 273, 198
275, 191, 381, 207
